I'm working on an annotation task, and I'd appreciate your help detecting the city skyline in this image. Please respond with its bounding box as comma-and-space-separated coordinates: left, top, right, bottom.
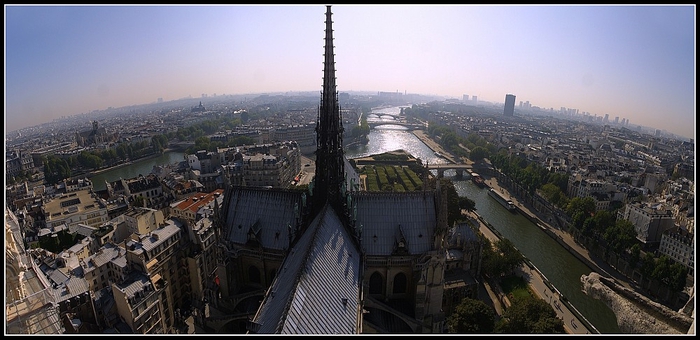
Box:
5, 4, 696, 139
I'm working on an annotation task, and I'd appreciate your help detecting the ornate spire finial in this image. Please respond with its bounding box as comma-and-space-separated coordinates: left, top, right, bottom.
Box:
313, 5, 346, 213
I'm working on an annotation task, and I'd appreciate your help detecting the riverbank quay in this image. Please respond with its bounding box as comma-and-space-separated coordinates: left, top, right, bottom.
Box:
84, 149, 182, 178
482, 175, 635, 292
411, 130, 458, 164
466, 209, 593, 334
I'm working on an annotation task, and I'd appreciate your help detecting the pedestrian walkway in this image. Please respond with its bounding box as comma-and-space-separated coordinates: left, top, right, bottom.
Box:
467, 209, 579, 334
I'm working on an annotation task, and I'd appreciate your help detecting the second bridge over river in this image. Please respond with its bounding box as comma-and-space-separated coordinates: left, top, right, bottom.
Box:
427, 163, 474, 178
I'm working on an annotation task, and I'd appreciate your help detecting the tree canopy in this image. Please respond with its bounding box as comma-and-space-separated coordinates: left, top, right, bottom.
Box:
447, 298, 496, 333
495, 296, 565, 334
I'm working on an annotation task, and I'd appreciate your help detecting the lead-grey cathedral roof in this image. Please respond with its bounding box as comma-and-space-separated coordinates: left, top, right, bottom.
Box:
251, 204, 360, 334
223, 187, 304, 250
353, 191, 437, 256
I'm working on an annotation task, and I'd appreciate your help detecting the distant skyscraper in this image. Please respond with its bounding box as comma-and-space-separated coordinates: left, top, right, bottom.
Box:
463, 94, 469, 101
604, 114, 609, 123
472, 95, 477, 103
504, 94, 516, 116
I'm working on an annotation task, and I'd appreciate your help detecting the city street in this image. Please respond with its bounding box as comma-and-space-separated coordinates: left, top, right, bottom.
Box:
296, 154, 316, 186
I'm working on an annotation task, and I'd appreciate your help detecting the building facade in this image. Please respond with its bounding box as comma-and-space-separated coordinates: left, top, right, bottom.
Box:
504, 94, 515, 116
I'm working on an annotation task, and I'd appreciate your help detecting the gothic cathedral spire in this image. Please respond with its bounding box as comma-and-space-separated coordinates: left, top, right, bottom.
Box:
313, 5, 346, 214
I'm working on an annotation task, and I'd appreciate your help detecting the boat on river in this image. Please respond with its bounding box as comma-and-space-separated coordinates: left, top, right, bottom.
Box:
471, 172, 485, 188
488, 188, 516, 212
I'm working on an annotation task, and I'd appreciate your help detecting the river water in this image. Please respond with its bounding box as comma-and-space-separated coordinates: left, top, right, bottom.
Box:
89, 151, 185, 191
347, 106, 621, 333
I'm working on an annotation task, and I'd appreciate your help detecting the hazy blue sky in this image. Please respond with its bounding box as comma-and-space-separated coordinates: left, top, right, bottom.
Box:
5, 5, 696, 139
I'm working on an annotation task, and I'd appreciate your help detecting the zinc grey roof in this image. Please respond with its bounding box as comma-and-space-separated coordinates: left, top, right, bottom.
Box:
446, 222, 478, 248
48, 267, 69, 286
253, 205, 360, 334
224, 188, 303, 250
110, 253, 128, 268
93, 246, 117, 267
116, 274, 152, 299
68, 223, 96, 237
54, 276, 90, 303
353, 191, 437, 256
141, 222, 180, 252
85, 243, 125, 270
66, 236, 92, 254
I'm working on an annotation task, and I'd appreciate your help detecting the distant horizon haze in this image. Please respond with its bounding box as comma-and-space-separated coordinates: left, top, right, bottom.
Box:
5, 5, 696, 139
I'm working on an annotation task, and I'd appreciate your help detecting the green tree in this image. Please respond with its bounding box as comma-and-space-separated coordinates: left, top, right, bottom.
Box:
603, 219, 637, 254
547, 172, 569, 193
496, 238, 524, 276
541, 183, 567, 208
43, 155, 72, 185
481, 238, 524, 278
77, 151, 104, 170
592, 210, 616, 235
151, 134, 168, 154
566, 197, 596, 218
667, 263, 689, 292
651, 255, 672, 282
469, 146, 488, 162
458, 196, 476, 212
628, 244, 641, 267
447, 298, 496, 333
430, 178, 462, 227
495, 296, 565, 334
640, 252, 656, 278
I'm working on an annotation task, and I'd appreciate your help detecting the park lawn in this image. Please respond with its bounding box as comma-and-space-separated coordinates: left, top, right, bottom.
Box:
500, 275, 532, 300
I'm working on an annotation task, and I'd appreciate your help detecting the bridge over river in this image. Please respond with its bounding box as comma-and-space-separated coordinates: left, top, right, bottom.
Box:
367, 120, 426, 130
427, 163, 475, 178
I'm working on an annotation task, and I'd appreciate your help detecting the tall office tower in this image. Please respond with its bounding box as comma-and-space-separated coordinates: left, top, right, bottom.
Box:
504, 94, 516, 116
604, 114, 609, 123
463, 94, 469, 101
472, 95, 477, 103
614, 117, 619, 124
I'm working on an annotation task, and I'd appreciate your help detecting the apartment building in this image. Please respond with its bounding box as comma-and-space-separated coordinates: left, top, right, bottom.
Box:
618, 202, 675, 250
42, 188, 110, 230
123, 207, 166, 236
170, 189, 224, 225
123, 220, 188, 332
112, 273, 166, 334
658, 227, 694, 273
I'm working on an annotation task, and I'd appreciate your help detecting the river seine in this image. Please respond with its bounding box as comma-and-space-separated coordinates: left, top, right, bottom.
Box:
89, 151, 186, 191
347, 106, 621, 333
